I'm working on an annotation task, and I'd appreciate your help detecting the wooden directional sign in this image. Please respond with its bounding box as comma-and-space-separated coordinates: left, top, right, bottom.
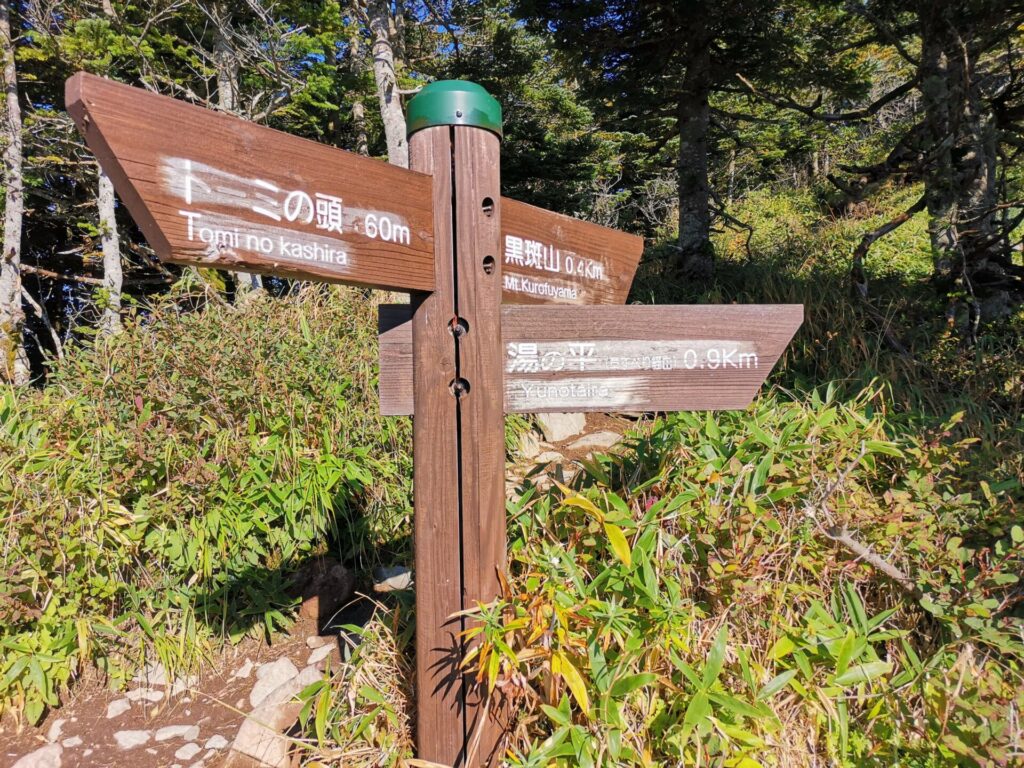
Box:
68, 71, 802, 768
67, 73, 436, 292
378, 303, 803, 414
501, 199, 641, 305
66, 73, 641, 302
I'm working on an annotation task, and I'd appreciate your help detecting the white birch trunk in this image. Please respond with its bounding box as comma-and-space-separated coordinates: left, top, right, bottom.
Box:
213, 2, 262, 295
98, 168, 123, 335
0, 0, 29, 384
369, 0, 408, 168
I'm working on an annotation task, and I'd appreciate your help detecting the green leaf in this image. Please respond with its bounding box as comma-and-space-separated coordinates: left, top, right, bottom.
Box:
756, 669, 798, 700
552, 651, 590, 716
682, 690, 710, 733
604, 523, 632, 567
1011, 525, 1023, 545
834, 661, 892, 686
703, 625, 728, 688
610, 672, 656, 698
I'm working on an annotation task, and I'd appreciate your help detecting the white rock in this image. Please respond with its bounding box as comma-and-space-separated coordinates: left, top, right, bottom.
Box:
373, 565, 412, 592
105, 699, 131, 719
60, 738, 82, 749
125, 688, 164, 703
82, 750, 92, 758
534, 451, 565, 465
567, 431, 622, 452
305, 635, 328, 649
232, 660, 254, 679
537, 412, 586, 442
306, 644, 334, 666
11, 744, 62, 768
229, 701, 303, 768
518, 430, 543, 459
174, 743, 202, 761
156, 725, 200, 742
249, 658, 299, 708
45, 718, 66, 743
133, 662, 168, 687
113, 730, 152, 750
169, 676, 199, 696
204, 734, 229, 750
259, 665, 322, 709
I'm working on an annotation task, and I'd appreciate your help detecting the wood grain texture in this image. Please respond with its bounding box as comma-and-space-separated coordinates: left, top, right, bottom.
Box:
408, 126, 463, 763
66, 72, 436, 292
501, 198, 642, 305
451, 126, 507, 765
379, 304, 804, 415
65, 73, 641, 303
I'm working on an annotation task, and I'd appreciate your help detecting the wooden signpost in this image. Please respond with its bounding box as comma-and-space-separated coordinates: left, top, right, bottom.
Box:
67, 73, 802, 767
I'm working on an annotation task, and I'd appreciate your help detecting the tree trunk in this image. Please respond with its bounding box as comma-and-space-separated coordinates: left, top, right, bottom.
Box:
676, 41, 713, 282
0, 0, 29, 385
369, 0, 408, 168
348, 11, 369, 156
98, 168, 123, 335
212, 2, 262, 295
918, 2, 1014, 321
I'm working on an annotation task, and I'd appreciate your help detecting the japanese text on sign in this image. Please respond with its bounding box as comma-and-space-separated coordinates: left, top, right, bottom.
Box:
506, 340, 760, 374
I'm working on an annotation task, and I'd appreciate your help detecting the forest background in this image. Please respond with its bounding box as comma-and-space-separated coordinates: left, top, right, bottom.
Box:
1, 1, 1023, 766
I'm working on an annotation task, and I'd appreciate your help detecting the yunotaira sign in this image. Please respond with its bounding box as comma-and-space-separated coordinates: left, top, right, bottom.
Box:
67, 72, 801, 767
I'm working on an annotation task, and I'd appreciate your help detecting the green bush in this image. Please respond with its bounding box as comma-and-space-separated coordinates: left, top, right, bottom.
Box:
0, 287, 413, 723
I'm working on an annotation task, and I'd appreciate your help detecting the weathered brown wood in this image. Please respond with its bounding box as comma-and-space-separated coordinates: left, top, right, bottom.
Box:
501, 198, 642, 305
408, 126, 463, 763
66, 72, 436, 292
378, 304, 804, 415
65, 73, 641, 304
451, 125, 507, 764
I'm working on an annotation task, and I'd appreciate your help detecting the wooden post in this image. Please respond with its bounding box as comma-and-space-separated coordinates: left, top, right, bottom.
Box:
407, 83, 506, 766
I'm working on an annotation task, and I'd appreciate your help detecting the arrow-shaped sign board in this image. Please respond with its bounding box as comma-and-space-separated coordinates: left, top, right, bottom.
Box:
66, 74, 643, 301
378, 303, 803, 414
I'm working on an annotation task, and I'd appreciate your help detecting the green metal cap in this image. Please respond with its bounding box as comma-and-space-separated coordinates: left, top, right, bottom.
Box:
407, 80, 502, 139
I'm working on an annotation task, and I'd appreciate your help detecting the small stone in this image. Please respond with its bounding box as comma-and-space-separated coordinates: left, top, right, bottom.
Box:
169, 675, 199, 696
566, 431, 622, 452
534, 451, 565, 465
227, 701, 302, 768
258, 665, 321, 709
45, 718, 66, 743
373, 565, 412, 592
145, 748, 158, 755
125, 688, 164, 703
156, 725, 201, 742
133, 662, 168, 687
250, 658, 299, 708
60, 738, 82, 749
106, 699, 131, 719
536, 412, 586, 442
305, 635, 328, 649
82, 750, 92, 758
232, 660, 254, 679
114, 730, 152, 750
11, 743, 62, 768
306, 644, 334, 666
175, 743, 202, 761
205, 735, 229, 750
518, 430, 542, 459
